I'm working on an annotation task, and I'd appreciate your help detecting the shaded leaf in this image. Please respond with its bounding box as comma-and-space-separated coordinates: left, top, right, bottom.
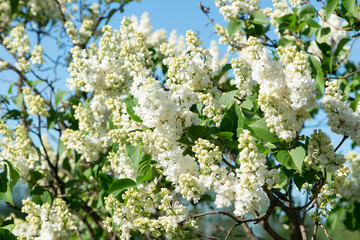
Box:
109, 178, 137, 198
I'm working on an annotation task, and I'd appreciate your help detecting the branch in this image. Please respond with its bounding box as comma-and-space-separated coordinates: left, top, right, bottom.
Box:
334, 136, 348, 152
196, 235, 222, 240
82, 203, 115, 240
241, 223, 260, 240
325, 70, 360, 80
74, 210, 96, 240
225, 223, 240, 240
319, 222, 333, 240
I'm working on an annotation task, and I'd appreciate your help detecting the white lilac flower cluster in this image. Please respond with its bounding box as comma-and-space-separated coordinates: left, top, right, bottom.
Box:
160, 30, 224, 126
17, 198, 77, 240
303, 129, 349, 217
67, 16, 154, 94
61, 94, 111, 162
0, 122, 37, 177
131, 12, 167, 48
3, 25, 31, 71
103, 188, 196, 240
30, 45, 44, 66
234, 130, 278, 216
246, 37, 318, 141
192, 138, 222, 174
304, 129, 347, 174
339, 152, 360, 202
231, 57, 256, 98
322, 80, 360, 145
215, 0, 260, 21
22, 87, 49, 117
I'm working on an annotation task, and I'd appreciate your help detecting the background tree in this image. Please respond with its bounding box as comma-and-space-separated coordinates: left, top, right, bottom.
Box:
1, 0, 360, 239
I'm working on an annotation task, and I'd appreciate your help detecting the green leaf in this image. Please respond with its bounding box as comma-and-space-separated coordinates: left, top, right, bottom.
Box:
28, 170, 45, 184
326, 0, 340, 19
277, 150, 297, 169
123, 97, 142, 122
2, 110, 21, 121
30, 186, 53, 205
13, 94, 23, 109
316, 27, 331, 43
220, 103, 243, 137
109, 178, 137, 198
10, 0, 19, 15
219, 90, 238, 108
289, 146, 305, 172
239, 98, 253, 110
8, 82, 16, 94
249, 118, 279, 143
125, 142, 151, 177
298, 5, 316, 21
58, 140, 65, 156
137, 167, 153, 184
251, 11, 270, 25
293, 173, 307, 190
342, 0, 358, 17
277, 167, 295, 189
227, 20, 242, 38
99, 173, 113, 191
344, 202, 360, 230
46, 110, 66, 129
213, 63, 232, 82
3, 160, 20, 190
327, 206, 343, 233
308, 55, 325, 93
215, 132, 234, 139
0, 166, 13, 205
302, 19, 321, 36
334, 37, 350, 58
0, 228, 17, 240
177, 136, 193, 146
55, 90, 68, 105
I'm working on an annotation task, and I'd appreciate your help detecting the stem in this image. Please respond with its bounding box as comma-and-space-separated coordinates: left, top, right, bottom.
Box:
225, 224, 240, 240
334, 136, 348, 152
74, 210, 96, 240
241, 223, 259, 240
319, 222, 333, 240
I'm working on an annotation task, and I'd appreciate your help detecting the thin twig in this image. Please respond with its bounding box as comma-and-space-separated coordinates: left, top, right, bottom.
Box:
334, 136, 348, 152
241, 223, 259, 240
225, 224, 240, 240
325, 70, 360, 80
196, 235, 222, 240
319, 222, 333, 240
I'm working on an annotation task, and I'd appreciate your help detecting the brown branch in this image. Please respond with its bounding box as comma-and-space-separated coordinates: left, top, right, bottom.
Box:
54, 0, 67, 23
254, 210, 284, 240
189, 211, 242, 224
74, 210, 96, 240
319, 222, 333, 240
82, 203, 115, 240
334, 136, 348, 152
196, 235, 222, 240
325, 70, 360, 80
225, 223, 240, 240
222, 157, 235, 169
311, 221, 319, 240
241, 223, 259, 240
